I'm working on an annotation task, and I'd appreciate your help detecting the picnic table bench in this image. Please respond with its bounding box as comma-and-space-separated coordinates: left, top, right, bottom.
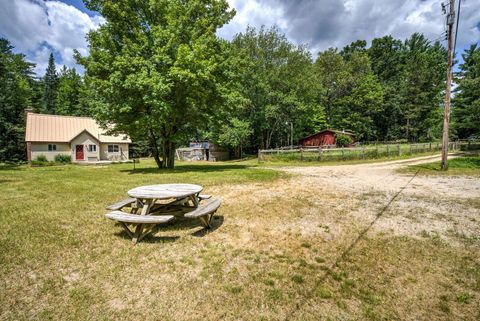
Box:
105, 184, 221, 244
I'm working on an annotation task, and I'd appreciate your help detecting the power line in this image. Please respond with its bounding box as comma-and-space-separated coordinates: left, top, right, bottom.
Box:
453, 0, 462, 55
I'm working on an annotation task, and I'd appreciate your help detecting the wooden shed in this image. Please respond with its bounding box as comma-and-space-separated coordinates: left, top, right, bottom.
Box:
175, 141, 229, 162
299, 129, 355, 147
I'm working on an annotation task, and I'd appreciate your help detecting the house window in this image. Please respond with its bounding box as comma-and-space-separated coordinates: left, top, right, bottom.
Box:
87, 144, 97, 152
108, 144, 119, 153
48, 144, 57, 151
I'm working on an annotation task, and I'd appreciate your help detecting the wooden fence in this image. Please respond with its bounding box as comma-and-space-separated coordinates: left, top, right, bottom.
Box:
258, 142, 463, 162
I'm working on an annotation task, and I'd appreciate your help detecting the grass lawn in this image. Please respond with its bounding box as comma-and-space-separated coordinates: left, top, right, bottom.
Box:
1, 159, 479, 320
253, 151, 445, 167
402, 154, 480, 176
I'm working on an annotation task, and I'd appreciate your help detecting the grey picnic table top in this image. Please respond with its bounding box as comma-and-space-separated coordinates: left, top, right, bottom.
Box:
127, 183, 203, 200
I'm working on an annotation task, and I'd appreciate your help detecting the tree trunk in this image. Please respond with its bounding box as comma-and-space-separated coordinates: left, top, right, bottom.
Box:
149, 130, 163, 169
167, 141, 175, 169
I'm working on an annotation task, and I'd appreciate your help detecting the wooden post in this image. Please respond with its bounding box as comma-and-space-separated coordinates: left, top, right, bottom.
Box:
258, 149, 261, 163
317, 147, 321, 161
410, 144, 413, 155
386, 145, 389, 158
300, 148, 304, 161
397, 144, 401, 156
441, 0, 455, 170
362, 146, 366, 159
342, 147, 345, 160
429, 142, 432, 152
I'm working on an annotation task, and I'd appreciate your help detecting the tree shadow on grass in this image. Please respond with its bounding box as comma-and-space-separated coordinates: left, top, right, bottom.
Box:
114, 229, 180, 244
121, 164, 251, 175
112, 215, 224, 243
151, 215, 224, 236
0, 164, 23, 171
191, 215, 224, 237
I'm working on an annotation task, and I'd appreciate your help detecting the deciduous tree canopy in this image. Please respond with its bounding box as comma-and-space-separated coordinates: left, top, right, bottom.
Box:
0, 2, 478, 165
77, 0, 235, 168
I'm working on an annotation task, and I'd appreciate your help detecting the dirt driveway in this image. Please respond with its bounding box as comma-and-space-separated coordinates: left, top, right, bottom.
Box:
203, 154, 479, 319
278, 154, 480, 242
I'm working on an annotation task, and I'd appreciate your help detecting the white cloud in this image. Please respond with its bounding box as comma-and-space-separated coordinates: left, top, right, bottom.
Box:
0, 0, 103, 75
0, 0, 478, 76
219, 0, 480, 56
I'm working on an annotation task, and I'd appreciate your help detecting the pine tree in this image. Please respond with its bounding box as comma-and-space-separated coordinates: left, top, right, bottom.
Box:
452, 44, 480, 139
56, 66, 88, 116
43, 53, 58, 114
0, 38, 36, 162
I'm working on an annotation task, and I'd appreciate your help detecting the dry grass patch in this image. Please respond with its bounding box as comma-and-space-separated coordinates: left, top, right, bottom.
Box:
1, 158, 479, 320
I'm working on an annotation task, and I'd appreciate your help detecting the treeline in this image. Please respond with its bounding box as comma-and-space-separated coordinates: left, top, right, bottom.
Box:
202, 27, 479, 156
207, 28, 450, 155
1, 19, 479, 163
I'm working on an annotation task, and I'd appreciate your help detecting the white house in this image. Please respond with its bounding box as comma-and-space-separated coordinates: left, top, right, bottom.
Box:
25, 111, 131, 163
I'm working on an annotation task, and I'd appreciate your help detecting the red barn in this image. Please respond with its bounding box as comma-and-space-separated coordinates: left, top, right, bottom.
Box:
299, 129, 355, 147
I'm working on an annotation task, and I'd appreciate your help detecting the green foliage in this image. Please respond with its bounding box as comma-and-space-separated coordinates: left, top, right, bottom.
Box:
452, 44, 480, 139
0, 21, 475, 160
228, 26, 323, 150
0, 38, 35, 162
32, 154, 49, 166
335, 134, 352, 147
77, 0, 235, 169
56, 66, 89, 116
54, 154, 72, 163
43, 53, 58, 114
399, 34, 446, 141
217, 118, 252, 158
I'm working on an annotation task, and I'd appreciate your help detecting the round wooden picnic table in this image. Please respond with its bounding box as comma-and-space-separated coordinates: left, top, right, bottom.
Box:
125, 184, 203, 243
127, 184, 203, 200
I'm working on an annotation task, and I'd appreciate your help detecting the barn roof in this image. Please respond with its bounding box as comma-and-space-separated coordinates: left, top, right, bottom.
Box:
25, 112, 131, 143
300, 129, 355, 141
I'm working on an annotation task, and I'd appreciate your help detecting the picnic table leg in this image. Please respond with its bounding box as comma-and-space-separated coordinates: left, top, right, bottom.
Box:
189, 194, 199, 207
132, 199, 154, 244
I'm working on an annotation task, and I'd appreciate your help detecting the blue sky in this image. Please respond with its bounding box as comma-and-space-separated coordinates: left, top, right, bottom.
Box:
1, 0, 479, 76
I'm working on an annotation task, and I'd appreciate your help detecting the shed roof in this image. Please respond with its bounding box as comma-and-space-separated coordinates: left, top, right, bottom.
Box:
25, 112, 131, 143
300, 129, 355, 141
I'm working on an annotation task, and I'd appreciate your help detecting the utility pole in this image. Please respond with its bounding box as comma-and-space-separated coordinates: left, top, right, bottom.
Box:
441, 0, 455, 170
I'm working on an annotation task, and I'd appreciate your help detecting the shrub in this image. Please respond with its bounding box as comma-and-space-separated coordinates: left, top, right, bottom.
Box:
54, 154, 72, 163
336, 134, 353, 147
32, 154, 49, 166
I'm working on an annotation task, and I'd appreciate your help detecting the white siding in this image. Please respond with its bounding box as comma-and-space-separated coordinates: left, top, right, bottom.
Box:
31, 143, 70, 162
100, 143, 129, 161
70, 132, 100, 162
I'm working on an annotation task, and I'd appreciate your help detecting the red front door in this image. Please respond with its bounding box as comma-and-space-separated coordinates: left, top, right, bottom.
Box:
75, 145, 84, 160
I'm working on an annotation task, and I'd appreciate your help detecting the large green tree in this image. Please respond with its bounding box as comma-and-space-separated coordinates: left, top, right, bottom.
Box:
368, 35, 405, 140
56, 66, 89, 116
77, 0, 235, 168
43, 53, 58, 114
400, 34, 446, 141
0, 38, 36, 162
217, 118, 252, 158
315, 47, 383, 141
452, 44, 480, 139
230, 26, 323, 150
